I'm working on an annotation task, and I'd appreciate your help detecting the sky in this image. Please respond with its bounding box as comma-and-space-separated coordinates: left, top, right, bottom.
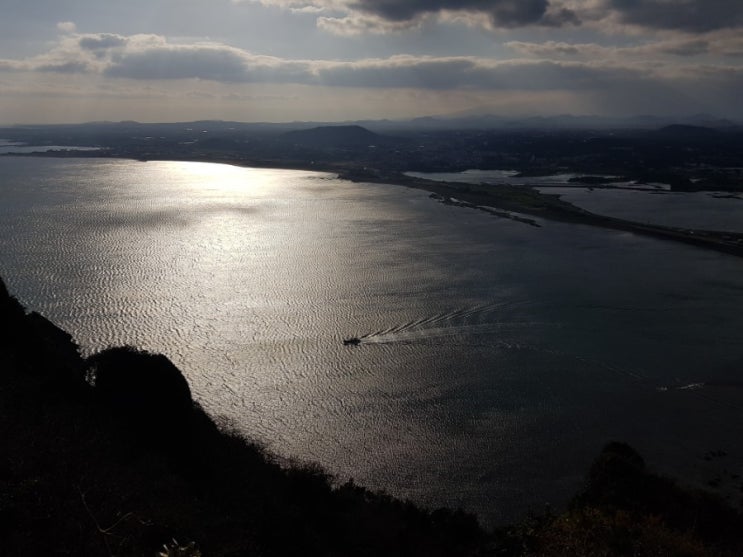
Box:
1, 0, 743, 124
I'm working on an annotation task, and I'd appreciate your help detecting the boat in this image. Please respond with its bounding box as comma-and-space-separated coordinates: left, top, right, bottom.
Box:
343, 337, 361, 346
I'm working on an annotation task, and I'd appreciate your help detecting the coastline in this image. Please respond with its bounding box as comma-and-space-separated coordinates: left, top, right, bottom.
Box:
9, 151, 743, 258
333, 167, 743, 258
8, 152, 743, 555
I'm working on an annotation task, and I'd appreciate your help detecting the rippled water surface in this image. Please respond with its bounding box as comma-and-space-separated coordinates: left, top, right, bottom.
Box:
410, 169, 743, 232
544, 188, 743, 232
3, 157, 743, 525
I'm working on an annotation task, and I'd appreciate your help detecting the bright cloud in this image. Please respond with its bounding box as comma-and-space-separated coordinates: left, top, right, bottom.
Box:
56, 21, 77, 34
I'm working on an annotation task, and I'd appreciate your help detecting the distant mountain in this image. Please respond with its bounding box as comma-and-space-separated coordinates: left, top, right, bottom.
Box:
653, 124, 722, 136
280, 125, 386, 148
5, 115, 742, 142
361, 113, 741, 132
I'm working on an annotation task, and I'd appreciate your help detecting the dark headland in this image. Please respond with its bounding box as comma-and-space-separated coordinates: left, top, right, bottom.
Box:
3, 275, 743, 556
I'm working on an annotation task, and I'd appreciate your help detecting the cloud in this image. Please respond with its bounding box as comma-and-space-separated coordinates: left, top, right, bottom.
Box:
347, 0, 555, 27
97, 38, 645, 91
79, 34, 129, 50
35, 61, 91, 74
0, 31, 651, 91
505, 38, 712, 59
0, 32, 315, 82
0, 60, 22, 72
312, 55, 648, 91
607, 0, 743, 33
506, 40, 599, 57
316, 13, 426, 35
104, 43, 312, 83
0, 33, 163, 75
288, 4, 327, 13
56, 21, 77, 34
242, 0, 580, 33
2, 28, 743, 121
244, 0, 743, 38
505, 32, 743, 60
105, 46, 252, 81
659, 39, 711, 57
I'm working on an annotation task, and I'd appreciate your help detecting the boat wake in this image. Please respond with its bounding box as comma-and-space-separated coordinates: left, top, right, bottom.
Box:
350, 300, 541, 346
359, 321, 545, 345
343, 300, 547, 346
343, 304, 743, 414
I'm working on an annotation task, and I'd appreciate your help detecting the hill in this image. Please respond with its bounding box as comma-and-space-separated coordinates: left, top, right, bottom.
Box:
2, 275, 743, 556
652, 124, 723, 138
280, 125, 386, 149
0, 276, 485, 556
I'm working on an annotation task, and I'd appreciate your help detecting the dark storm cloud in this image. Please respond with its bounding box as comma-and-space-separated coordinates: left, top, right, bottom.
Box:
540, 7, 581, 27
610, 0, 743, 33
347, 0, 578, 27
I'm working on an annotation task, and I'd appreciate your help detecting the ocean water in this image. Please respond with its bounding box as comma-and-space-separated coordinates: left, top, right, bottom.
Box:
408, 169, 743, 232
542, 187, 743, 232
2, 156, 743, 525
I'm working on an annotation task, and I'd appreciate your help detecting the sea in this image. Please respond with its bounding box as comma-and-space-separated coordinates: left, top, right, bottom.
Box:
2, 156, 743, 526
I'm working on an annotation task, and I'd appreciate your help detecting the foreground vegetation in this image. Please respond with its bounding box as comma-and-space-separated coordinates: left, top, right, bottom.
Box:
2, 275, 742, 556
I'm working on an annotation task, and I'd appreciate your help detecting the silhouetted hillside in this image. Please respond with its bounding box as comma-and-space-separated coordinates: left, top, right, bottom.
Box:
0, 276, 486, 557
280, 125, 386, 149
2, 274, 742, 556
652, 124, 723, 139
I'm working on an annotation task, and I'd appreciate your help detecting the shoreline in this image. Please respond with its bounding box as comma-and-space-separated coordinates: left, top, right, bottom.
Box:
334, 167, 743, 258
4, 154, 743, 554
8, 151, 743, 258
